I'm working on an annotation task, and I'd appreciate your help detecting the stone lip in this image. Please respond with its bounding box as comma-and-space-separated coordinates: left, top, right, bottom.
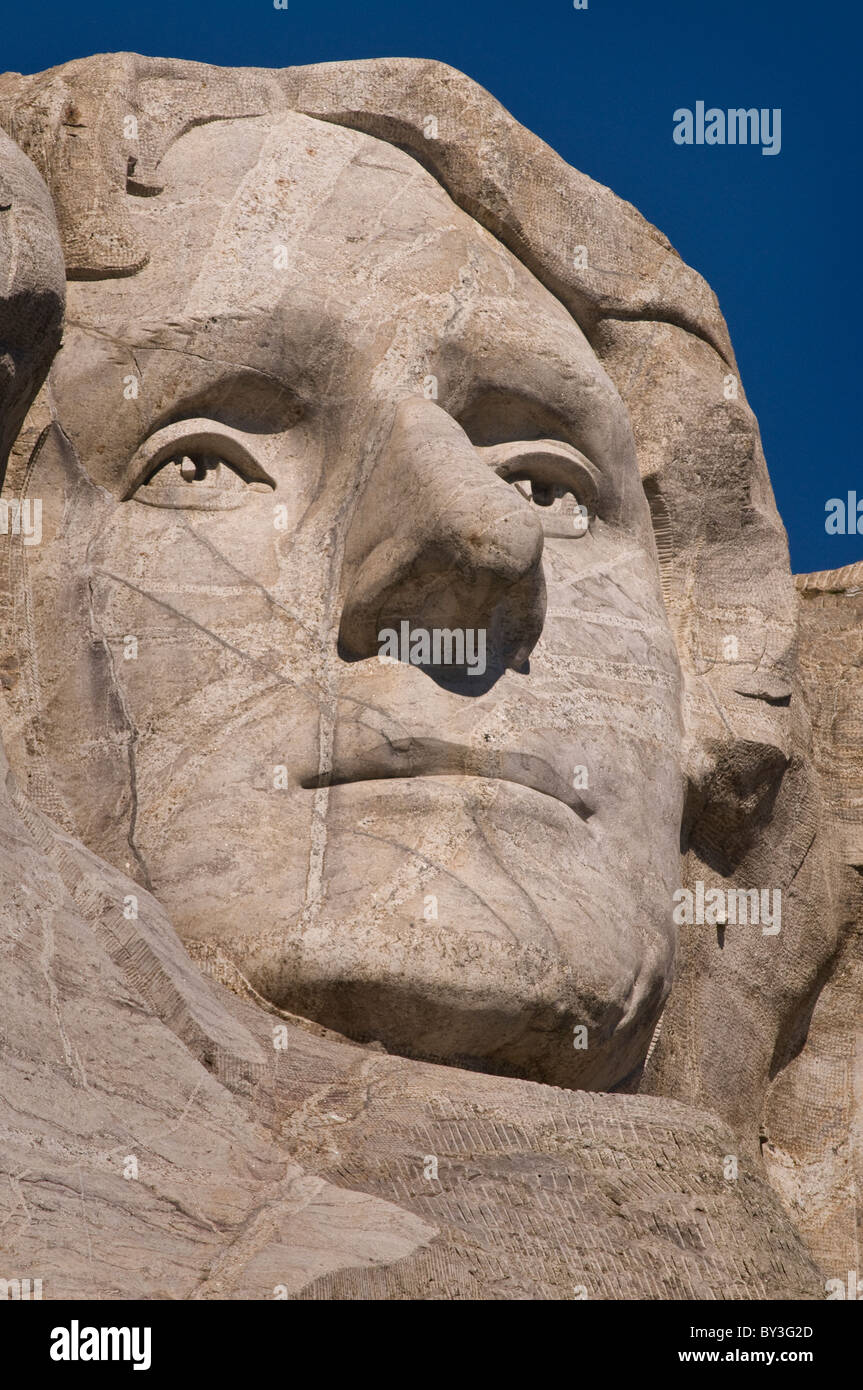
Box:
299, 737, 595, 821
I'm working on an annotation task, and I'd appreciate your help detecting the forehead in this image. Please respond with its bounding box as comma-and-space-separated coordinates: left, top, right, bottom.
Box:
51, 113, 643, 521
64, 112, 587, 375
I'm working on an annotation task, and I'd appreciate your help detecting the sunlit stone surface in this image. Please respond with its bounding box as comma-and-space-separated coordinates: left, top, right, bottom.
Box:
0, 55, 856, 1298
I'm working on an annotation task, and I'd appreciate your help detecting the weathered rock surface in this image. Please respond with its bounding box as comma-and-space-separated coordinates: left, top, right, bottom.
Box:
0, 741, 440, 1299
0, 749, 824, 1298
0, 103, 436, 1303
0, 127, 63, 475
757, 567, 863, 1282
0, 55, 857, 1299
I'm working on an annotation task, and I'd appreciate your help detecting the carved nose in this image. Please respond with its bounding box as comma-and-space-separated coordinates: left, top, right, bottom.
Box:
338, 396, 546, 676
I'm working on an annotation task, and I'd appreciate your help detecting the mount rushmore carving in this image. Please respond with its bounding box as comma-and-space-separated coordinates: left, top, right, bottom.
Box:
0, 52, 859, 1299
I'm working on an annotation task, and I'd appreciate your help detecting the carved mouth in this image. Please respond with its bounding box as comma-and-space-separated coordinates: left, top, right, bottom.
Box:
300, 737, 594, 822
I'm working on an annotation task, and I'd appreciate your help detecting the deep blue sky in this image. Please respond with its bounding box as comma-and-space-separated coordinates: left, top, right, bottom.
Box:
4, 0, 858, 572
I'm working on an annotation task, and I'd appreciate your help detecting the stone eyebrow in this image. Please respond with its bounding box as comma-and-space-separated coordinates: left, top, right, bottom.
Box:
143, 364, 305, 437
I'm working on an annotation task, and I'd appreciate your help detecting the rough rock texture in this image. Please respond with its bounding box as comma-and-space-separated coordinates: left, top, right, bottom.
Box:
0, 134, 438, 1298
0, 743, 823, 1299
795, 564, 863, 871
757, 566, 862, 1281
0, 54, 857, 1298
277, 1048, 823, 1301
0, 127, 63, 477
0, 747, 440, 1299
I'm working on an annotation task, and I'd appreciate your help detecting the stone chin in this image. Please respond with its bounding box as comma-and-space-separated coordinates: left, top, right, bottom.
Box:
155, 770, 677, 1091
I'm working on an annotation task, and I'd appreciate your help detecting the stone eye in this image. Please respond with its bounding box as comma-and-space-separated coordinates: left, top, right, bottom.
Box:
528, 480, 556, 507
133, 452, 271, 510
124, 419, 276, 511
176, 455, 210, 482
148, 453, 248, 487
473, 438, 597, 539
515, 479, 590, 536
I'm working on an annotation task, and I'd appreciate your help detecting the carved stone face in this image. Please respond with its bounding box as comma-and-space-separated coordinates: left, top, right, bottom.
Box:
11, 113, 684, 1088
